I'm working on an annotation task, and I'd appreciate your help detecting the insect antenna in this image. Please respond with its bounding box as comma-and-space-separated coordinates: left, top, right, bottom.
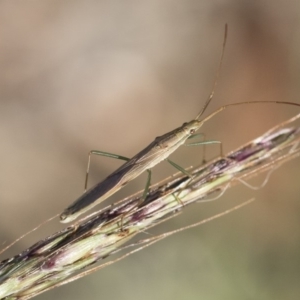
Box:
195, 23, 228, 121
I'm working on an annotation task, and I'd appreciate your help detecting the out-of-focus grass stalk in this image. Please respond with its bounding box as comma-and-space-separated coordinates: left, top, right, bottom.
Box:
0, 113, 300, 300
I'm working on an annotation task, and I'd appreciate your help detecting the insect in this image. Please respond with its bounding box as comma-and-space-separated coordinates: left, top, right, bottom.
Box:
59, 25, 228, 223
60, 25, 300, 223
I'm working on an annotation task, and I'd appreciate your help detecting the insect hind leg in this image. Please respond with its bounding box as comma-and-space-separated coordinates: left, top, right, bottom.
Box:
85, 150, 130, 192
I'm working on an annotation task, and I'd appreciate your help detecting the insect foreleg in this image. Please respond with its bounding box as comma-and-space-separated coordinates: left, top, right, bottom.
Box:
167, 137, 223, 177
85, 150, 131, 192
186, 132, 222, 163
187, 133, 205, 140
185, 139, 223, 162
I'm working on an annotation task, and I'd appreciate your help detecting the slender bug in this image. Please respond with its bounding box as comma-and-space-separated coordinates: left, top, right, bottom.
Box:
60, 25, 300, 223
59, 25, 228, 223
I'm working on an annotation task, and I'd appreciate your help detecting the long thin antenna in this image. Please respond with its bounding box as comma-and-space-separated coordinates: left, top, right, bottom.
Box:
196, 23, 228, 120
199, 100, 300, 126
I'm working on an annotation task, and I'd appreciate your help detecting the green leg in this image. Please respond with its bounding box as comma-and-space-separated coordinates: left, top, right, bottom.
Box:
143, 169, 152, 200
135, 169, 152, 206
167, 136, 223, 179
85, 150, 130, 192
167, 159, 193, 178
185, 133, 223, 163
119, 169, 152, 231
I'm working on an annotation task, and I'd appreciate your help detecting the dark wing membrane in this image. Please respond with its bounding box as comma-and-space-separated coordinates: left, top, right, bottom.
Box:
65, 164, 135, 214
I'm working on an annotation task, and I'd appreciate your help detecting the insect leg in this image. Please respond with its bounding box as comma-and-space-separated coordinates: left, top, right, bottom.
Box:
119, 169, 152, 231
185, 139, 223, 162
187, 133, 223, 163
187, 133, 205, 139
143, 169, 152, 200
135, 169, 152, 207
85, 150, 130, 192
166, 159, 193, 177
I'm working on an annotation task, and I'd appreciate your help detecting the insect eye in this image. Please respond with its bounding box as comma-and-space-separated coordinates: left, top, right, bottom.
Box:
190, 129, 195, 134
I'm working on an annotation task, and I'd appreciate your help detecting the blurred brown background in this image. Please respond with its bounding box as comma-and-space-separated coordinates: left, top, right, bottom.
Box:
0, 1, 300, 299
